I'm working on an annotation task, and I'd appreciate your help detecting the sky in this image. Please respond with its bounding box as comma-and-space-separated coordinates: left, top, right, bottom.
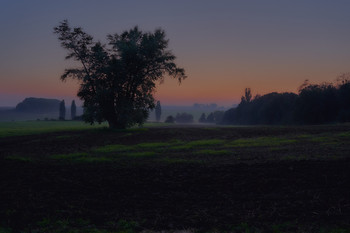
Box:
1, 0, 350, 107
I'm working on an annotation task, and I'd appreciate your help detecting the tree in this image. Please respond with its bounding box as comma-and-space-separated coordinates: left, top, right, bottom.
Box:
54, 20, 186, 129
213, 110, 225, 123
295, 82, 338, 124
175, 112, 194, 123
71, 100, 77, 120
222, 91, 297, 125
198, 113, 206, 123
164, 115, 175, 123
59, 100, 66, 120
155, 101, 161, 122
241, 88, 252, 103
206, 112, 215, 123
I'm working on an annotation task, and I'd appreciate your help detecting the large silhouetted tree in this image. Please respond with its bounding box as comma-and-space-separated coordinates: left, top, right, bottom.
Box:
54, 20, 186, 129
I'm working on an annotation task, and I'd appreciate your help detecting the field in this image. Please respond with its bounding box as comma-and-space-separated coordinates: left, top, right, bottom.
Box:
1, 121, 350, 232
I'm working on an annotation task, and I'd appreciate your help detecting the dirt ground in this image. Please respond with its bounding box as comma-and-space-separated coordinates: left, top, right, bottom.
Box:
1, 125, 350, 232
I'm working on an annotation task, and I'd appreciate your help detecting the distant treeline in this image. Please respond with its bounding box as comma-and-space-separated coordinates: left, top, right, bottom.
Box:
222, 78, 350, 125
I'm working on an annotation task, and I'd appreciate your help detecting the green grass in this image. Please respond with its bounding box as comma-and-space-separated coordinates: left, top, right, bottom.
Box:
92, 144, 134, 153
125, 151, 156, 157
226, 136, 297, 148
51, 152, 89, 160
159, 157, 202, 164
295, 133, 347, 146
296, 134, 313, 139
75, 157, 114, 162
51, 152, 115, 162
194, 149, 230, 155
309, 136, 331, 142
169, 144, 194, 150
167, 139, 226, 151
187, 139, 226, 147
55, 135, 74, 139
4, 155, 33, 162
337, 131, 350, 138
0, 121, 107, 138
136, 142, 172, 148
51, 150, 157, 162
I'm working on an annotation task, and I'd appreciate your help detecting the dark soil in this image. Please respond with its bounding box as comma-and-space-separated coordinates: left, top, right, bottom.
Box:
1, 125, 350, 232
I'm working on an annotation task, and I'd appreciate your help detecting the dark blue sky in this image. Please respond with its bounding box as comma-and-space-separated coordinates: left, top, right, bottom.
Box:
1, 0, 350, 106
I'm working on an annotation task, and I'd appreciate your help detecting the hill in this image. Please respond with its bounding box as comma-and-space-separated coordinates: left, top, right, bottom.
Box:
15, 97, 61, 113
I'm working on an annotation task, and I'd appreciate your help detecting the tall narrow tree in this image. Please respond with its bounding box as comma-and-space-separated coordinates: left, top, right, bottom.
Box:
241, 88, 252, 103
59, 100, 66, 120
155, 101, 162, 122
71, 100, 77, 120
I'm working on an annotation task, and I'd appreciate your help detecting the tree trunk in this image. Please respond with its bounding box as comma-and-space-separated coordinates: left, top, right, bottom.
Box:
107, 119, 126, 129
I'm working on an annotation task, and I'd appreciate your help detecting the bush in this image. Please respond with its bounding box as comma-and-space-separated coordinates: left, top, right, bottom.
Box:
175, 112, 194, 123
164, 115, 175, 123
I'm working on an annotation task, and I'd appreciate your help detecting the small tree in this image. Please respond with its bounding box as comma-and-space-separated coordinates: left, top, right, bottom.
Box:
175, 112, 194, 123
199, 113, 206, 123
59, 100, 66, 120
164, 115, 175, 123
206, 112, 215, 123
213, 111, 225, 123
71, 100, 77, 120
155, 101, 162, 122
241, 88, 252, 103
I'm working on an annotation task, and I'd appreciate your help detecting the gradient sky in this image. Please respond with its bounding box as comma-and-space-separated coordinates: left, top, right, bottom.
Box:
1, 0, 350, 106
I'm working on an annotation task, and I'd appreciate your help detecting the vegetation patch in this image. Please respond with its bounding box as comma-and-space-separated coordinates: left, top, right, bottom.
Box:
55, 135, 73, 139
4, 155, 33, 162
309, 136, 332, 143
169, 144, 194, 151
0, 121, 106, 138
127, 127, 149, 132
125, 151, 156, 157
51, 152, 88, 160
136, 142, 172, 149
296, 134, 313, 139
187, 139, 226, 147
159, 157, 203, 164
296, 134, 343, 145
75, 157, 113, 162
281, 154, 310, 161
92, 144, 134, 153
337, 131, 350, 138
26, 218, 129, 233
194, 149, 230, 155
226, 137, 296, 148
51, 152, 115, 162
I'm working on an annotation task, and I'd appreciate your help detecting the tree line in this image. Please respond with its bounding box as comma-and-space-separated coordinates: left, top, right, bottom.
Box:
222, 77, 350, 125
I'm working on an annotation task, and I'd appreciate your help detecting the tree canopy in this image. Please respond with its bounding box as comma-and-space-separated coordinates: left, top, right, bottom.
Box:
54, 20, 186, 128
